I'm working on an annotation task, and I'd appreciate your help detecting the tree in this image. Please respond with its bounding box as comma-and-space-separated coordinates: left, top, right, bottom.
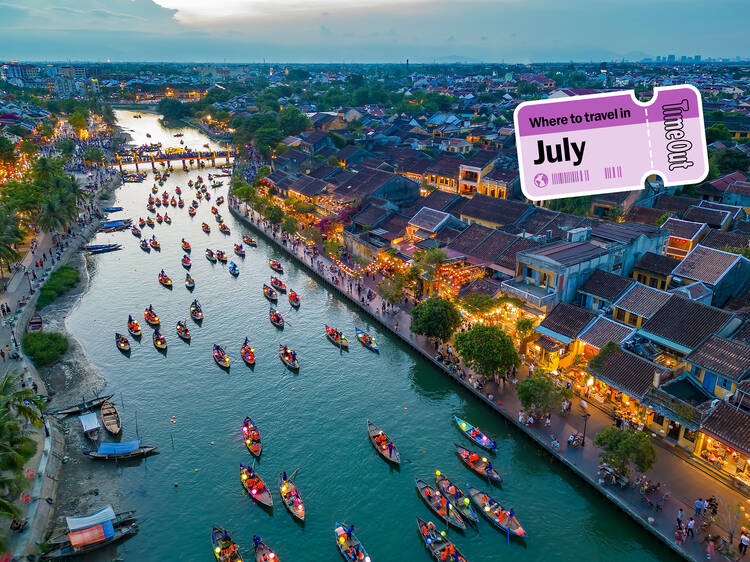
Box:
0, 138, 16, 164
516, 371, 572, 414
712, 149, 749, 174
19, 140, 38, 158
705, 123, 731, 143
454, 325, 519, 379
55, 140, 76, 160
231, 181, 256, 202
512, 318, 534, 355
593, 427, 657, 477
68, 111, 88, 132
459, 293, 497, 316
377, 275, 405, 305
82, 146, 103, 162
415, 248, 447, 283
265, 204, 284, 225
100, 104, 116, 127
157, 98, 191, 122
282, 216, 298, 235
254, 127, 283, 154
410, 297, 462, 342
278, 107, 310, 136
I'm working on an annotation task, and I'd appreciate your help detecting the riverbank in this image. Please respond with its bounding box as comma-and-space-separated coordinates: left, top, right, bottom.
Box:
228, 200, 709, 562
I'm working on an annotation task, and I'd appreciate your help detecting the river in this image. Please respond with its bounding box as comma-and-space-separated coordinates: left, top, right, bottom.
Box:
64, 110, 677, 561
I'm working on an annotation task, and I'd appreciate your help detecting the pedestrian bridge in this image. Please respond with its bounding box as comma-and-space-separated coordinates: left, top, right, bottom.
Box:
103, 149, 236, 171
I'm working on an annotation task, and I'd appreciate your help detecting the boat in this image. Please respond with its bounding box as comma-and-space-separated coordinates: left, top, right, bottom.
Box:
143, 307, 159, 326
181, 239, 191, 252
213, 344, 230, 369
152, 329, 167, 350
175, 186, 182, 194
219, 224, 230, 234
185, 273, 195, 290
115, 333, 130, 352
53, 394, 114, 417
216, 196, 225, 205
334, 523, 369, 562
435, 471, 479, 525
84, 440, 158, 461
138, 218, 146, 228
467, 484, 527, 538
216, 250, 227, 263
270, 276, 286, 292
152, 185, 158, 193
414, 477, 465, 530
242, 417, 261, 456
253, 537, 278, 562
164, 214, 171, 224
146, 203, 156, 213
205, 248, 217, 262
27, 312, 43, 332
263, 284, 278, 301
84, 243, 121, 254
279, 472, 305, 521
234, 244, 245, 257
190, 300, 204, 321
131, 226, 141, 237
269, 259, 283, 273
355, 327, 379, 352
325, 325, 348, 349
78, 411, 100, 441
156, 214, 163, 224
41, 523, 138, 559
242, 235, 257, 247
416, 516, 467, 562
205, 192, 211, 201
455, 443, 503, 484
48, 509, 136, 546
240, 464, 273, 507
241, 338, 255, 366
202, 222, 211, 233
140, 239, 150, 252
181, 254, 191, 269
288, 290, 300, 308
211, 526, 243, 562
146, 217, 154, 227
176, 320, 191, 341
102, 206, 123, 213
188, 207, 196, 217
178, 199, 184, 208
158, 270, 172, 288
127, 315, 141, 337
196, 191, 203, 200
366, 419, 400, 464
149, 237, 160, 250
279, 345, 299, 371
211, 181, 223, 188
269, 308, 284, 328
154, 198, 161, 207
228, 261, 239, 276
101, 401, 122, 435
454, 416, 497, 451
170, 198, 177, 207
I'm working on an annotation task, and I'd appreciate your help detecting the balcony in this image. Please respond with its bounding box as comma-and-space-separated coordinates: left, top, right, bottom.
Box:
501, 279, 560, 312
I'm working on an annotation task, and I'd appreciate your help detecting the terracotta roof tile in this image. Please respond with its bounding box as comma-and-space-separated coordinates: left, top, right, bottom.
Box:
686, 335, 750, 381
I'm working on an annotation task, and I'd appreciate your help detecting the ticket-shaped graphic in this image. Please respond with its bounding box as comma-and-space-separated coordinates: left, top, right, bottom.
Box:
514, 85, 708, 201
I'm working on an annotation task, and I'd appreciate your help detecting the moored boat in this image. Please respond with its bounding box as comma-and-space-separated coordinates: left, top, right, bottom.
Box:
83, 441, 157, 460
146, 217, 154, 227
279, 345, 299, 371
206, 248, 217, 262
202, 222, 211, 233
115, 333, 130, 352
216, 250, 227, 263
101, 401, 121, 435
53, 394, 114, 417
269, 308, 284, 328
164, 214, 171, 224
241, 338, 255, 366
334, 523, 369, 562
242, 417, 261, 456
233, 244, 245, 257
156, 213, 163, 224
455, 443, 502, 483
454, 416, 497, 451
242, 235, 257, 247
253, 537, 277, 562
211, 526, 243, 562
240, 464, 272, 507
355, 327, 379, 352
152, 329, 167, 350
41, 523, 138, 559
416, 516, 467, 562
213, 344, 230, 369
435, 470, 478, 524
415, 477, 465, 529
279, 472, 305, 521
219, 224, 230, 234
326, 325, 348, 348
263, 284, 277, 301
176, 320, 191, 341
28, 312, 43, 332
131, 226, 141, 237
366, 419, 400, 464
188, 207, 196, 217
140, 239, 150, 252
467, 484, 526, 538
270, 276, 286, 292
149, 237, 160, 250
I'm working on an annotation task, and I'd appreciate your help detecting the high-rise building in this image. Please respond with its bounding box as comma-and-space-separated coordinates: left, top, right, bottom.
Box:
667, 54, 676, 62
694, 55, 701, 63
60, 66, 86, 80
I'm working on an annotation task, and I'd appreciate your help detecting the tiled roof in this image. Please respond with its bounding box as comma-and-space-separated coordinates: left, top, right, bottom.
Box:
377, 214, 409, 241
613, 283, 671, 318
522, 241, 610, 267
633, 252, 680, 277
672, 245, 740, 285
495, 238, 542, 271
702, 401, 750, 456
579, 317, 636, 350
640, 295, 734, 351
458, 277, 502, 298
686, 335, 750, 381
483, 167, 519, 183
701, 229, 750, 252
587, 347, 664, 399
352, 204, 390, 228
579, 269, 633, 302
446, 223, 493, 254
591, 222, 659, 244
408, 208, 449, 232
656, 194, 701, 214
661, 218, 707, 240
733, 323, 750, 346
683, 206, 731, 228
469, 230, 518, 263
668, 282, 713, 301
459, 193, 530, 225
624, 206, 672, 226
537, 303, 595, 340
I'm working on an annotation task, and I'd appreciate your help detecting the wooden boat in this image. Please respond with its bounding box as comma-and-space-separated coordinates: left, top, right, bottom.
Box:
170, 198, 177, 207
101, 401, 121, 435
435, 471, 478, 524
146, 204, 156, 213
455, 443, 502, 483
269, 308, 284, 328
138, 218, 146, 227
182, 255, 191, 269
454, 416, 497, 451
243, 235, 257, 247
416, 516, 467, 562
149, 237, 160, 250
242, 417, 261, 456
355, 327, 379, 352
216, 250, 227, 263
152, 185, 158, 193
467, 484, 527, 538
228, 261, 240, 276
279, 345, 299, 371
115, 333, 130, 352
131, 226, 141, 237
146, 217, 154, 227
334, 522, 368, 562
158, 271, 172, 288
188, 207, 196, 217
288, 290, 300, 308
27, 312, 43, 332
175, 186, 182, 195
325, 325, 348, 348
185, 274, 195, 290
176, 320, 191, 341
206, 248, 217, 262
54, 394, 114, 416
84, 441, 158, 460
270, 276, 286, 292
154, 198, 161, 207
127, 315, 141, 337
240, 464, 273, 507
219, 224, 230, 234
140, 239, 150, 252
213, 344, 230, 369
41, 523, 138, 560
366, 419, 400, 464
414, 477, 465, 530
205, 192, 211, 201
156, 214, 163, 224
152, 329, 167, 350
164, 214, 171, 224
190, 300, 204, 321
263, 284, 278, 301
269, 259, 283, 273
233, 244, 245, 257
253, 538, 277, 562
241, 339, 255, 366
178, 199, 184, 208
181, 239, 191, 252
202, 222, 211, 233
48, 510, 136, 546
216, 195, 225, 205
211, 527, 243, 562
143, 307, 159, 326
279, 472, 305, 521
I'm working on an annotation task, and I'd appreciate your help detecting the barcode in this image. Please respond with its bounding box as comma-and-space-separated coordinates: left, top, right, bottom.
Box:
604, 165, 623, 179
551, 169, 590, 185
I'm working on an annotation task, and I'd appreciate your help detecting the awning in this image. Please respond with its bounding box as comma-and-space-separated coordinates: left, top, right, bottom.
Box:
97, 440, 141, 455
534, 326, 573, 345
534, 335, 563, 352
69, 524, 105, 547
78, 412, 100, 433
67, 505, 115, 532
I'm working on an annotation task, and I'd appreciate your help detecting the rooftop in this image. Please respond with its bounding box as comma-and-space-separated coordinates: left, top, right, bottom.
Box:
521, 240, 610, 267
614, 283, 671, 318
702, 401, 750, 456
459, 193, 530, 225
633, 252, 680, 277
537, 303, 595, 341
672, 245, 741, 285
579, 317, 636, 350
661, 217, 707, 240
579, 269, 633, 302
588, 347, 665, 399
686, 335, 750, 381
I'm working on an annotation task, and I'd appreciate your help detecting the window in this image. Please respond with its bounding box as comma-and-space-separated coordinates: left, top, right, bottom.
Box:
648, 277, 659, 288
683, 429, 696, 443
652, 414, 665, 426
614, 308, 626, 322
636, 274, 646, 284
718, 377, 732, 390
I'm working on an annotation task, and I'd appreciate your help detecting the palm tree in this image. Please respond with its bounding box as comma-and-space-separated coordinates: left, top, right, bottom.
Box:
31, 157, 63, 187
0, 206, 23, 284
0, 371, 44, 428
36, 192, 65, 233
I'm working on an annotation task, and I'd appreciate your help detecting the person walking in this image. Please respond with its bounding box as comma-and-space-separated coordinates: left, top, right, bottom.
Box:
677, 508, 684, 528
740, 532, 749, 555
695, 498, 703, 517
687, 517, 695, 538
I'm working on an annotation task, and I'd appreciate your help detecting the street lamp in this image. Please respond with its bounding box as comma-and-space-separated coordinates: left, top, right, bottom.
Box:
581, 413, 591, 446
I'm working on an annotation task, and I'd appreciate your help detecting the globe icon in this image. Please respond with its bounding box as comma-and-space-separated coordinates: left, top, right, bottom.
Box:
534, 173, 548, 188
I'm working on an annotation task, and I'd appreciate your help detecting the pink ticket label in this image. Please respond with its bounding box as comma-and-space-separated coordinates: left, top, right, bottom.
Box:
514, 85, 708, 201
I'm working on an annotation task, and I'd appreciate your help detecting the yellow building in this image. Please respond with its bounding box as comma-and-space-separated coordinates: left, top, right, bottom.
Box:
631, 251, 680, 290
611, 283, 671, 329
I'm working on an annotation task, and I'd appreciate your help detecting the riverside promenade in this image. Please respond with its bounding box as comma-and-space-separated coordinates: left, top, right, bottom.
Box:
229, 198, 746, 562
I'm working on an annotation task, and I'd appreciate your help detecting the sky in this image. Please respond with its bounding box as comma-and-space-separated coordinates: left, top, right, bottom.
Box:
0, 0, 748, 63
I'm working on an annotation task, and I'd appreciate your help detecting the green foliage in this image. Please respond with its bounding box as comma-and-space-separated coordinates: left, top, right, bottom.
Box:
705, 123, 731, 144
157, 98, 191, 122
278, 107, 310, 136
415, 248, 447, 283
545, 195, 592, 217
458, 293, 497, 315
265, 204, 285, 225
19, 140, 38, 157
588, 341, 620, 372
454, 324, 519, 378
55, 140, 76, 159
67, 110, 88, 132
377, 275, 405, 305
515, 317, 536, 354
516, 371, 572, 413
82, 146, 103, 162
593, 427, 657, 477
255, 127, 284, 154
36, 265, 80, 308
231, 180, 256, 202
23, 332, 69, 367
410, 297, 462, 342
711, 149, 749, 174
655, 213, 671, 226
282, 216, 299, 235
0, 138, 16, 163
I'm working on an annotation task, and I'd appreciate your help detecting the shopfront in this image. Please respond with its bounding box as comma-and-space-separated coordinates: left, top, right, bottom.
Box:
694, 433, 750, 486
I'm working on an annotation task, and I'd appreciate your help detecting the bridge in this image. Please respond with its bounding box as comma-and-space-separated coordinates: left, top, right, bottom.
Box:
103, 149, 237, 172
